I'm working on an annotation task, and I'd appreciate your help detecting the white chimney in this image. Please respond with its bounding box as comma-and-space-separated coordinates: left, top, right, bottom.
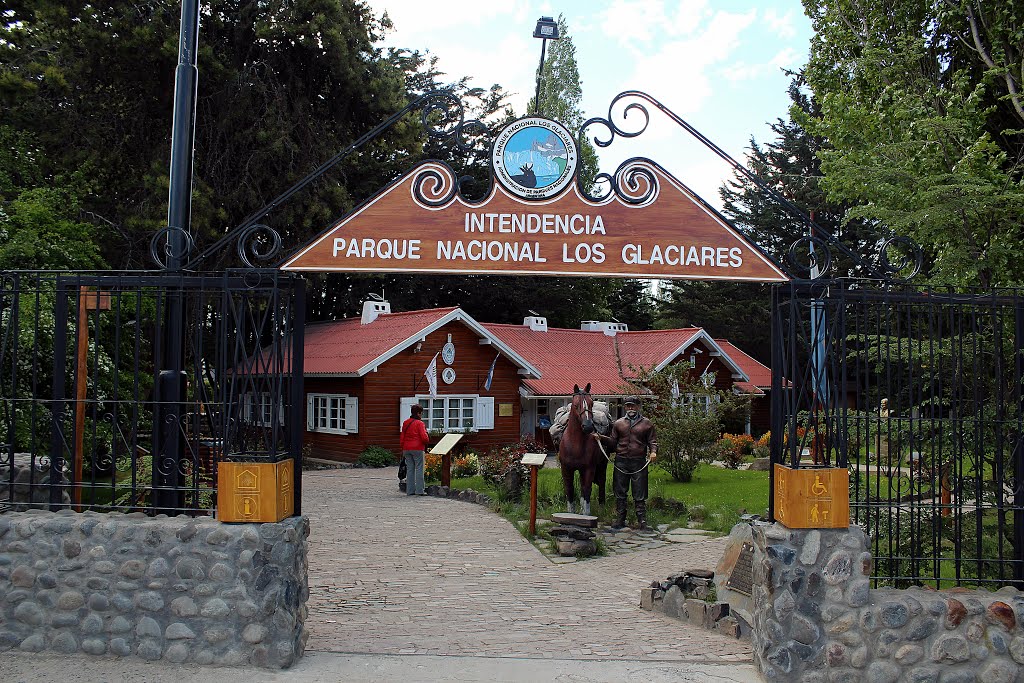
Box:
361, 298, 391, 324
523, 315, 547, 332
581, 321, 628, 336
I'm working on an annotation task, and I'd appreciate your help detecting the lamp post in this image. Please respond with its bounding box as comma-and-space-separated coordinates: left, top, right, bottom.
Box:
533, 16, 560, 116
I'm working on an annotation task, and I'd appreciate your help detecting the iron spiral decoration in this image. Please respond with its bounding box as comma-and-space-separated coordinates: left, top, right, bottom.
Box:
613, 159, 659, 205
236, 223, 283, 269
412, 164, 461, 207
149, 226, 195, 269
878, 237, 924, 281
787, 235, 833, 279
580, 91, 652, 149
420, 91, 489, 154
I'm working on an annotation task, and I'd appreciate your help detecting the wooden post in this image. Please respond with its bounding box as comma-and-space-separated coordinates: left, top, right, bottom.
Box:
529, 465, 538, 536
441, 452, 452, 488
520, 453, 547, 536
73, 287, 110, 511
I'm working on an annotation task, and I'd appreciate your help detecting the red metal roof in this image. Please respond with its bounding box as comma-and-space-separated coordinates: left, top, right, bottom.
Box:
614, 328, 702, 373
303, 308, 457, 375
482, 324, 624, 395
716, 339, 771, 394
482, 324, 718, 396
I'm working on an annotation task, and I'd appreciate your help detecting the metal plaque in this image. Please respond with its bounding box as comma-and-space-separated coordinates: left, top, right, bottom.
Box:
521, 452, 547, 466
725, 542, 755, 596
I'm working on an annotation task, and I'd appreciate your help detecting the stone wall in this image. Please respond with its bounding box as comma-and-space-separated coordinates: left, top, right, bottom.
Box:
0, 510, 309, 668
750, 522, 1024, 683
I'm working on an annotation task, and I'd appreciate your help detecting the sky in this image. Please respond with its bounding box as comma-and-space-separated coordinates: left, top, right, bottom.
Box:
366, 0, 813, 209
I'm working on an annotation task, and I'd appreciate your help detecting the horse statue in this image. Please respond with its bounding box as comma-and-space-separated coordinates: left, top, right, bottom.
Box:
557, 383, 607, 515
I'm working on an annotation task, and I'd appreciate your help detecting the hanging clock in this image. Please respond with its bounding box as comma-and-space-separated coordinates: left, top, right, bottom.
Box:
441, 333, 456, 365
442, 367, 457, 384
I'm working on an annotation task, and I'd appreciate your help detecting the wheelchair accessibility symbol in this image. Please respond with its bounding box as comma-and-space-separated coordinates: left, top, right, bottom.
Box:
811, 475, 828, 496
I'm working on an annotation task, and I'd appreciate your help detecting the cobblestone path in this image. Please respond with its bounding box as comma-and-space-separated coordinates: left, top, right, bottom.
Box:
303, 467, 752, 663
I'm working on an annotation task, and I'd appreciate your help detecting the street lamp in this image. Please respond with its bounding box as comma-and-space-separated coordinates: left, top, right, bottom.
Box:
533, 16, 561, 116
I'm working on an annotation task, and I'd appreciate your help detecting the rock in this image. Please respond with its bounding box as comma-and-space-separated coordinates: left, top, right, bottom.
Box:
893, 644, 923, 665
110, 638, 131, 657
136, 616, 162, 639
243, 623, 267, 644
908, 668, 938, 683
865, 661, 899, 683
880, 601, 909, 628
108, 616, 132, 633
81, 638, 107, 655
165, 623, 196, 640
980, 659, 1020, 683
823, 551, 853, 585
906, 618, 936, 641
640, 587, 657, 609
986, 601, 1016, 630
929, 634, 970, 663
792, 613, 821, 645
13, 601, 44, 625
51, 632, 78, 654
171, 596, 198, 617
200, 598, 230, 618
18, 634, 46, 652
945, 598, 967, 629
134, 591, 164, 612
1010, 635, 1024, 664
749, 457, 771, 471
119, 559, 146, 579
57, 590, 85, 610
800, 530, 822, 565
10, 566, 36, 588
137, 639, 163, 661
847, 579, 870, 608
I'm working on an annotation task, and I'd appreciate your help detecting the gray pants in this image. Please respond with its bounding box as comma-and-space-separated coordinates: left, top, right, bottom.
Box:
404, 450, 425, 495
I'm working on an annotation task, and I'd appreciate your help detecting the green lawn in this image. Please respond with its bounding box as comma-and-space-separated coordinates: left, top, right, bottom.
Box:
444, 463, 769, 537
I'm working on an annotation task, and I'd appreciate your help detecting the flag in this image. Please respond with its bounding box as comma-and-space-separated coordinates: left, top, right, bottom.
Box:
424, 353, 438, 397
484, 353, 500, 392
671, 378, 680, 401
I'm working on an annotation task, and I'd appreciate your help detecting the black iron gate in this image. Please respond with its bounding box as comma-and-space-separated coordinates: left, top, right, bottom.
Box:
0, 269, 304, 516
771, 280, 1024, 587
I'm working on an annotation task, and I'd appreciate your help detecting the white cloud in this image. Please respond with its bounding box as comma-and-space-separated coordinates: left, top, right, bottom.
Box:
762, 8, 797, 40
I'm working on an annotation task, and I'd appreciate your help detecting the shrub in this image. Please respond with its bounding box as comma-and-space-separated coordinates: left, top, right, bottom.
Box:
480, 437, 538, 501
424, 453, 442, 482
452, 450, 480, 478
719, 433, 755, 469
358, 446, 396, 468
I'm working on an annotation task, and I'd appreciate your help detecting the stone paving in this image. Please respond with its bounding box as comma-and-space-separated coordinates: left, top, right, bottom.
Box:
303, 467, 752, 663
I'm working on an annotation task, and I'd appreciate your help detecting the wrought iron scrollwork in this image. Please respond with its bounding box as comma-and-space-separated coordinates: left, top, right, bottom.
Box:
786, 236, 833, 280
580, 92, 652, 149
578, 158, 659, 205
236, 223, 283, 269
420, 91, 489, 154
149, 227, 195, 269
878, 237, 923, 281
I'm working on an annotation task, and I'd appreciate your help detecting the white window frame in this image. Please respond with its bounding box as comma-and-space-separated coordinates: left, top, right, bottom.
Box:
306, 393, 359, 435
243, 392, 284, 427
681, 393, 720, 415
399, 394, 494, 432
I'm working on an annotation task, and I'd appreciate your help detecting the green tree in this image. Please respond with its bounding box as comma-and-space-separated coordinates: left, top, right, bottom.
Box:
630, 362, 748, 482
800, 0, 1024, 287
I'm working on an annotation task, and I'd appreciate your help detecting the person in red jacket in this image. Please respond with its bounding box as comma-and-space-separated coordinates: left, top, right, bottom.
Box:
400, 404, 430, 496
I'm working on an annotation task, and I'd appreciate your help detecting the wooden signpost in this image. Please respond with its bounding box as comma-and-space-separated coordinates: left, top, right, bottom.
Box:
73, 286, 110, 510
429, 433, 465, 487
521, 452, 547, 535
774, 464, 850, 529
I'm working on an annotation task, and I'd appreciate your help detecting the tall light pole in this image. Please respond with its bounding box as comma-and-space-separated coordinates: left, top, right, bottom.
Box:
533, 16, 560, 116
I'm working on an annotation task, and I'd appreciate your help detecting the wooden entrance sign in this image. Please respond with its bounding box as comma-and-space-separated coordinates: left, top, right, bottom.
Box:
521, 452, 547, 535
282, 160, 788, 283
217, 460, 294, 523
773, 464, 849, 529
429, 432, 464, 487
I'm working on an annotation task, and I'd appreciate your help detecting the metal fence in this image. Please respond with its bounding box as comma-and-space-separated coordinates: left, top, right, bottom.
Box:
771, 280, 1024, 588
0, 270, 304, 516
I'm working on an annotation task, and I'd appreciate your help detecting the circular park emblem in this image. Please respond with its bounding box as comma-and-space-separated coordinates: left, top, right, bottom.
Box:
492, 117, 578, 200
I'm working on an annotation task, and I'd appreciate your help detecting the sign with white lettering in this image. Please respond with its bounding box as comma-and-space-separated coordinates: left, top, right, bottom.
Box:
282, 118, 788, 281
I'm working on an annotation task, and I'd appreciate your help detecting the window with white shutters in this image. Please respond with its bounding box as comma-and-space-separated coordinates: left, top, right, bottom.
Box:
398, 395, 494, 431
306, 394, 358, 434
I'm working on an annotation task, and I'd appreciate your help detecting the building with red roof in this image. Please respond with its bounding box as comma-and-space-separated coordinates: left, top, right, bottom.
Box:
291, 298, 774, 463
